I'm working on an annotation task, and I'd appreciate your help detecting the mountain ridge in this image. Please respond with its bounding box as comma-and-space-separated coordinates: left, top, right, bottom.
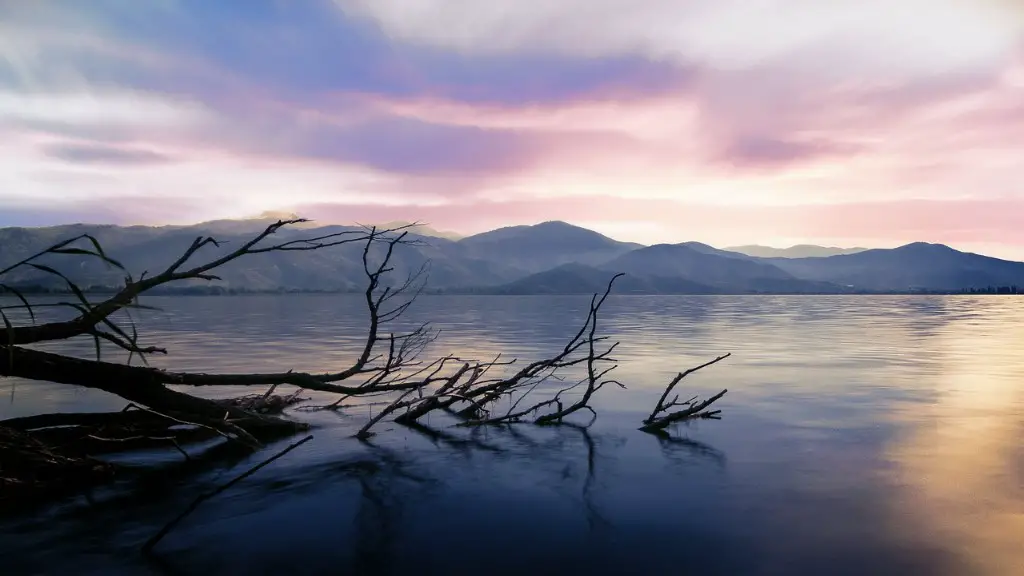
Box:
727, 244, 870, 258
2, 218, 1021, 295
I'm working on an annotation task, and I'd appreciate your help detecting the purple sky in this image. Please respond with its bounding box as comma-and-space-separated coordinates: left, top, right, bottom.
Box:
2, 0, 1023, 257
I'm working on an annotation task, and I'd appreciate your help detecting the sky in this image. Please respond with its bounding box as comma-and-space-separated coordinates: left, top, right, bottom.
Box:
1, 0, 1023, 258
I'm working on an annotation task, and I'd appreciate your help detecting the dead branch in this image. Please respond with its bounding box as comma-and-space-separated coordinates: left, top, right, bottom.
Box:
1, 223, 437, 438
1, 226, 434, 392
84, 433, 192, 461
3, 220, 417, 348
215, 390, 308, 415
406, 275, 627, 430
350, 273, 731, 438
117, 403, 260, 448
336, 276, 622, 437
1, 217, 734, 481
640, 354, 731, 432
533, 277, 623, 425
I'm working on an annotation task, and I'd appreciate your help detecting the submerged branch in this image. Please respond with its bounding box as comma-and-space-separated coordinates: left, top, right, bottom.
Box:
640, 353, 732, 432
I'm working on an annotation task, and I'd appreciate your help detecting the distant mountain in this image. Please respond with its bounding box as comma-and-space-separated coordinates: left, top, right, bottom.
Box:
455, 221, 641, 274
599, 243, 842, 293
0, 221, 519, 292
679, 242, 754, 260
453, 263, 716, 295
371, 221, 463, 240
182, 212, 321, 235
767, 242, 1024, 291
727, 244, 869, 258
2, 218, 1021, 295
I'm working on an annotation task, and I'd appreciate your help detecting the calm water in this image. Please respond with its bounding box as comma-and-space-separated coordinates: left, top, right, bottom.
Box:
2, 295, 1023, 575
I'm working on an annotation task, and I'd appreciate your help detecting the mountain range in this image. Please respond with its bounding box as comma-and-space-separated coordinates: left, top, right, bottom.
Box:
725, 245, 869, 258
2, 218, 1022, 295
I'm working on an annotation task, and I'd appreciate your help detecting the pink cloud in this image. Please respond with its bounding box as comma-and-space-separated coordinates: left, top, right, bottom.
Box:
3, 1, 1023, 260
337, 48, 1021, 188
714, 136, 864, 170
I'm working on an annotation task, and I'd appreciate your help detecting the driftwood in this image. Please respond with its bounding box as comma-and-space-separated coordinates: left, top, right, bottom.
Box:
0, 218, 730, 502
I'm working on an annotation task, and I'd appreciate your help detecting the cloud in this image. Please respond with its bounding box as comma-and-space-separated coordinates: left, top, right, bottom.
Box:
717, 136, 862, 169
0, 89, 209, 130
339, 0, 1023, 78
245, 116, 544, 176
0, 0, 1022, 258
1, 0, 691, 107
41, 142, 173, 165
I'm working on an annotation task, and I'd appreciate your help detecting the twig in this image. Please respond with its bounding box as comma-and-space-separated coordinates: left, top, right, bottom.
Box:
84, 434, 191, 461
141, 434, 313, 554
121, 403, 260, 448
639, 353, 730, 432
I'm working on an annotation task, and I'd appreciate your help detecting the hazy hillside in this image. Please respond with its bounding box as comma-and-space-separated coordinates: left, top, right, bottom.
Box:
371, 221, 463, 240
768, 243, 1024, 291
679, 242, 754, 260
0, 222, 518, 292
728, 244, 869, 258
454, 263, 716, 295
599, 243, 841, 292
456, 221, 641, 273
2, 219, 1021, 294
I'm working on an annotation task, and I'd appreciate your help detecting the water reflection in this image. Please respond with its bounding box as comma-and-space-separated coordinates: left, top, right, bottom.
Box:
2, 294, 1023, 575
884, 297, 1024, 576
647, 427, 728, 470
4, 412, 725, 575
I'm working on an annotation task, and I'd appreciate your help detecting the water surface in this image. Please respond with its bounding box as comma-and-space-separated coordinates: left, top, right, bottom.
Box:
2, 295, 1023, 575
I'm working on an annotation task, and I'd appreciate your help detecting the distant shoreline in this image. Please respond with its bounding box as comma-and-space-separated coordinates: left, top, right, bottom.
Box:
4, 286, 1020, 297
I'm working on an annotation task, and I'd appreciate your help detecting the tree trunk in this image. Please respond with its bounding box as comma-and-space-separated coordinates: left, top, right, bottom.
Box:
0, 346, 303, 437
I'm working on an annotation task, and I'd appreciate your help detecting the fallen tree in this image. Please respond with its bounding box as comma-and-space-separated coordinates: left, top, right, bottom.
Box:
0, 219, 729, 500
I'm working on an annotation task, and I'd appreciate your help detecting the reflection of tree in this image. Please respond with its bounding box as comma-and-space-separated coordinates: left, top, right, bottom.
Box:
393, 419, 503, 454
349, 444, 435, 575
646, 428, 727, 470
562, 422, 613, 536
6, 413, 728, 574
377, 421, 615, 540
384, 419, 726, 547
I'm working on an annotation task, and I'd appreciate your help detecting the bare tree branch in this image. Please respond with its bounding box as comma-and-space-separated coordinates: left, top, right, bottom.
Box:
1, 222, 432, 392
3, 220, 416, 348
1, 218, 733, 471
639, 354, 731, 432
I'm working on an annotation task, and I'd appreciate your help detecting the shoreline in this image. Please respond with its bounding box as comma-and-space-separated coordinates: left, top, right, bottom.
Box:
5, 288, 1021, 297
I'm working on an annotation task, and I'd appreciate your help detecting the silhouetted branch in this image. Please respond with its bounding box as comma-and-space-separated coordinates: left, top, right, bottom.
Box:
1, 223, 436, 403
1, 218, 733, 482
640, 354, 731, 432
3, 220, 415, 349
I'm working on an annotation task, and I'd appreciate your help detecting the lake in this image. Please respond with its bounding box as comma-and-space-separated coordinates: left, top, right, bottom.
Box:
2, 294, 1023, 575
